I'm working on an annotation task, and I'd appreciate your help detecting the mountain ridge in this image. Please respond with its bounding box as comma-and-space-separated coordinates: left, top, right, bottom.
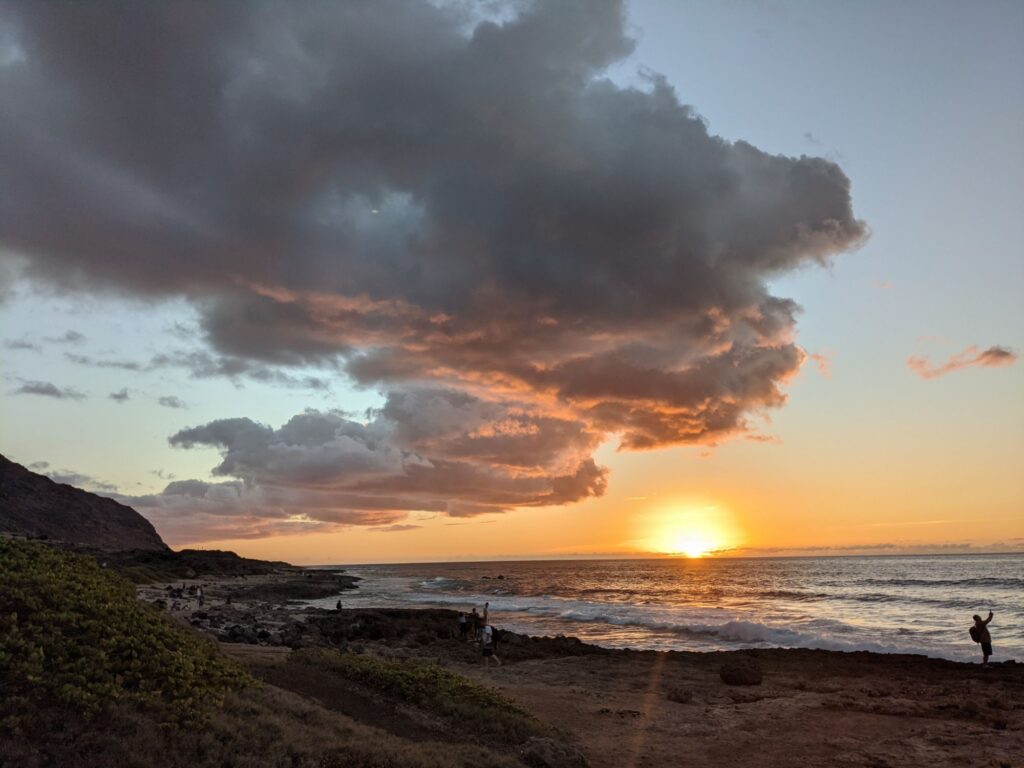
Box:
0, 453, 168, 551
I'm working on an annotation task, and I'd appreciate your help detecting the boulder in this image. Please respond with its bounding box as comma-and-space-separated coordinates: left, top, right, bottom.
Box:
520, 737, 588, 768
719, 659, 763, 686
667, 687, 693, 704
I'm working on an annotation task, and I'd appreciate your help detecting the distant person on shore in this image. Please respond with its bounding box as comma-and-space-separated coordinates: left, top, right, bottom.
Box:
458, 612, 468, 641
469, 607, 480, 639
482, 601, 489, 631
336, 599, 343, 611
971, 611, 994, 667
197, 585, 204, 607
481, 624, 501, 667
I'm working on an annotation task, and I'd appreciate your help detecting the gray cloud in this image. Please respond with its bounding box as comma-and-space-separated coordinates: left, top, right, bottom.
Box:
1, 1, 867, 537
63, 346, 330, 390
157, 395, 187, 409
44, 330, 85, 344
10, 379, 84, 400
907, 345, 1017, 379
65, 352, 143, 371
109, 387, 130, 402
369, 524, 423, 533
125, 389, 606, 541
3, 338, 39, 351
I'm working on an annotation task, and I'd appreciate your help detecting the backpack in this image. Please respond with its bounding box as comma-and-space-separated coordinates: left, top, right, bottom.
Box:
969, 625, 981, 643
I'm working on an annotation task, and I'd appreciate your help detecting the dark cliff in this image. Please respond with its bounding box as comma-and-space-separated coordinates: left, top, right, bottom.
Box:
0, 454, 167, 551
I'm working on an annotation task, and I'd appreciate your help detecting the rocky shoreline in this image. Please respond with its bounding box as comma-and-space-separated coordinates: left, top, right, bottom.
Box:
139, 570, 1024, 768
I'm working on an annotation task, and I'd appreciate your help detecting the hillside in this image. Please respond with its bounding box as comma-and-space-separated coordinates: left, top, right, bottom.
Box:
0, 454, 167, 551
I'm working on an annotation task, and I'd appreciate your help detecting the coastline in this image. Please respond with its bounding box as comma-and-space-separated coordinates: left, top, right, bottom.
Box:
140, 570, 1024, 768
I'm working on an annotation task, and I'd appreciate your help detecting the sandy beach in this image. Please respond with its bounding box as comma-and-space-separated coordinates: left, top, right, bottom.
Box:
139, 573, 1024, 768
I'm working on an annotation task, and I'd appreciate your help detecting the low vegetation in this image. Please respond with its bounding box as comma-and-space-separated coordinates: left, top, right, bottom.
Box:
0, 539, 532, 768
293, 648, 547, 744
0, 538, 250, 727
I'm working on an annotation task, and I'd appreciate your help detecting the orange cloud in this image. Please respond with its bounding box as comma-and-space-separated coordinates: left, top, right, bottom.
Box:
907, 345, 1017, 379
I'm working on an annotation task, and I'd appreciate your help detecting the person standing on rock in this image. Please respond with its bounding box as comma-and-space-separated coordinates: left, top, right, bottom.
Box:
971, 611, 994, 667
458, 611, 468, 641
469, 607, 480, 640
481, 624, 501, 667
481, 601, 489, 640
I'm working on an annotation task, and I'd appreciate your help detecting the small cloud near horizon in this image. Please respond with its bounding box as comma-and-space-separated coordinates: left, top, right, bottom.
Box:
907, 344, 1017, 379
109, 388, 130, 402
369, 524, 423, 533
158, 395, 187, 409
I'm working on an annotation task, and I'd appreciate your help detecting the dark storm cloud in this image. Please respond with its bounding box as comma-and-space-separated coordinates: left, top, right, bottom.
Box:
1, 1, 866, 535
10, 379, 84, 399
907, 345, 1017, 379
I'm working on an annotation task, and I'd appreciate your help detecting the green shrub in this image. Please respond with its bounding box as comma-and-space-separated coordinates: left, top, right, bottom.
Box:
0, 539, 249, 728
293, 648, 546, 744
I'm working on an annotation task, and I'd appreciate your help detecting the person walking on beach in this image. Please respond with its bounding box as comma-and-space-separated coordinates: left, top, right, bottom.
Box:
481, 601, 489, 640
197, 585, 204, 607
481, 624, 501, 667
971, 611, 994, 667
469, 607, 480, 640
458, 612, 468, 641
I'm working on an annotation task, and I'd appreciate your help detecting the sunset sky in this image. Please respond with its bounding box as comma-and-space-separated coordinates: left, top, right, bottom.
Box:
1, 0, 1021, 564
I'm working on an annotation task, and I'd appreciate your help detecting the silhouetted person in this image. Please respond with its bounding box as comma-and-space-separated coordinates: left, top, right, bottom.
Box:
481, 624, 501, 667
972, 611, 994, 667
336, 599, 343, 611
469, 607, 480, 639
458, 611, 468, 641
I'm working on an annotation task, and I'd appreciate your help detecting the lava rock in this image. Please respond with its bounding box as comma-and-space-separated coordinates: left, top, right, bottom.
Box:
720, 659, 763, 686
667, 687, 693, 704
520, 737, 588, 768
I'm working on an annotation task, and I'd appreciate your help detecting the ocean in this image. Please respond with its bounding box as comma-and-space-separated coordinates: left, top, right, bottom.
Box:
308, 554, 1024, 662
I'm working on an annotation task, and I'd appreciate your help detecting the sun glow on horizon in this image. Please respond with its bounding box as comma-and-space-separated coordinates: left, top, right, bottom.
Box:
636, 499, 742, 558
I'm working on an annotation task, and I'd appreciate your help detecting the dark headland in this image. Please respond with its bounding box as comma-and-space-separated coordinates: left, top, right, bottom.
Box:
1, 460, 1021, 768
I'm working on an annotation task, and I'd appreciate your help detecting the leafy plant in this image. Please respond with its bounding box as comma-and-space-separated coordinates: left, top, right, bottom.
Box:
0, 538, 249, 729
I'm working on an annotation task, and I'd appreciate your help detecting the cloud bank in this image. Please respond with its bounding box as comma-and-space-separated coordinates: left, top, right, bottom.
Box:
0, 0, 866, 539
907, 345, 1017, 379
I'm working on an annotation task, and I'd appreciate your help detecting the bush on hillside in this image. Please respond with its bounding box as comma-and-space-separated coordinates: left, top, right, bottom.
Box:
0, 538, 249, 729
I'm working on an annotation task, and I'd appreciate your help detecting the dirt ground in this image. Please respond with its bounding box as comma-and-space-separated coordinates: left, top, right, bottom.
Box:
455, 649, 1024, 768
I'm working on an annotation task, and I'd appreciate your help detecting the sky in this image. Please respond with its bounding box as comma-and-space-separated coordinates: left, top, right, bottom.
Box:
0, 0, 1021, 564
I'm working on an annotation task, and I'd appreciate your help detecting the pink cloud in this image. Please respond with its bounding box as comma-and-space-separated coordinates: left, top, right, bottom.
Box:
907, 345, 1017, 379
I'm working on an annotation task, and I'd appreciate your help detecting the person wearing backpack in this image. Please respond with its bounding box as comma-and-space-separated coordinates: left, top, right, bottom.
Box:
970, 611, 994, 667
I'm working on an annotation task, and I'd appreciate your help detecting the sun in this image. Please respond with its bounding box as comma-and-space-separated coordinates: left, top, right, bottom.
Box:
667, 531, 717, 558
636, 500, 741, 558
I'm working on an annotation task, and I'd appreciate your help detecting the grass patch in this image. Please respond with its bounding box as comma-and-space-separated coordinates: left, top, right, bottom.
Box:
2, 681, 526, 768
0, 538, 249, 728
293, 648, 547, 744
